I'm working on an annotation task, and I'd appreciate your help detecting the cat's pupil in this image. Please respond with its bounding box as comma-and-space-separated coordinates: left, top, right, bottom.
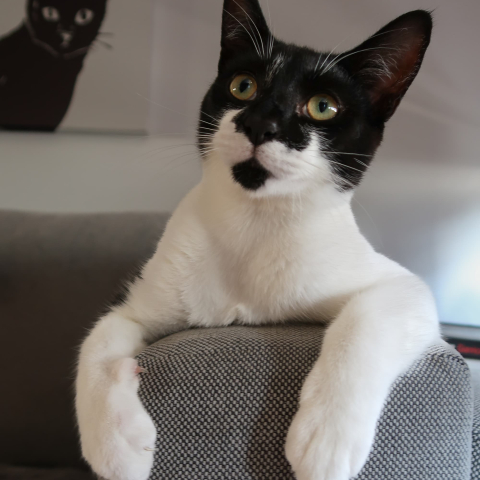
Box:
319, 100, 328, 113
240, 79, 251, 93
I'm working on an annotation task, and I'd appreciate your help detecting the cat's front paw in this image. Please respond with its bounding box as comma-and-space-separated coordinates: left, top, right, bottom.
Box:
285, 392, 376, 480
77, 358, 156, 480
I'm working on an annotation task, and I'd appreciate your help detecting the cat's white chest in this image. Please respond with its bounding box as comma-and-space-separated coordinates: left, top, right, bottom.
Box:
174, 183, 390, 327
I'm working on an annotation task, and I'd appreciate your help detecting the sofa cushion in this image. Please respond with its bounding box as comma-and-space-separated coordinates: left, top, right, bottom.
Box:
137, 325, 473, 480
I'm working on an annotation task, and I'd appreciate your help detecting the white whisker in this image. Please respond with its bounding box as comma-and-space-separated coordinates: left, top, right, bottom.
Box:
321, 150, 374, 158
322, 45, 398, 74
198, 125, 219, 132
224, 9, 262, 58
231, 0, 265, 58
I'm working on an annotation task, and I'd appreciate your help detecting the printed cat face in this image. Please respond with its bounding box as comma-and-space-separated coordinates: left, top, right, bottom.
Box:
200, 0, 432, 196
26, 0, 107, 57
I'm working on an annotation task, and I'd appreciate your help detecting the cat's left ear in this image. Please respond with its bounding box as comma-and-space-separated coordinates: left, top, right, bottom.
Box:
219, 0, 271, 69
339, 10, 432, 122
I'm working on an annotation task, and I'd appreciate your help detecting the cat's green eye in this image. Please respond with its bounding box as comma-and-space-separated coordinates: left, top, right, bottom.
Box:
307, 94, 338, 121
230, 74, 257, 101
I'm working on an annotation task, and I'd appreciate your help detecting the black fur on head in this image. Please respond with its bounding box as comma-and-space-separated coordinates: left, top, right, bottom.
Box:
199, 0, 432, 191
26, 0, 108, 57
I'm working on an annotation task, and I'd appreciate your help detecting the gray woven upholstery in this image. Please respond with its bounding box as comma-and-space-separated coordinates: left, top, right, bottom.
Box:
471, 382, 480, 479
137, 325, 473, 480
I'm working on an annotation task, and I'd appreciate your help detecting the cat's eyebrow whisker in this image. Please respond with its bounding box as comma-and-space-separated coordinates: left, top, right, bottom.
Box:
224, 9, 262, 58
265, 0, 275, 57
315, 27, 409, 76
322, 45, 399, 74
230, 0, 265, 58
315, 32, 356, 74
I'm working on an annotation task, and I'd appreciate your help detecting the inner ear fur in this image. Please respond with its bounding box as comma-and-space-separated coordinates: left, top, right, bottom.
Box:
340, 10, 432, 122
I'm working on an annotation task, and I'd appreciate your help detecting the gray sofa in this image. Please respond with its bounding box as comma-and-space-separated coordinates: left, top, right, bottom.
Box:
0, 211, 477, 479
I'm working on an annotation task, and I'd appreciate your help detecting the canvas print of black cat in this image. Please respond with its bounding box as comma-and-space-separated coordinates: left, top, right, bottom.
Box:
0, 0, 108, 131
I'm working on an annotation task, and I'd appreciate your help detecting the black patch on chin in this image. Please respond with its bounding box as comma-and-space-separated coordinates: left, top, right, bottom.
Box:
232, 157, 271, 190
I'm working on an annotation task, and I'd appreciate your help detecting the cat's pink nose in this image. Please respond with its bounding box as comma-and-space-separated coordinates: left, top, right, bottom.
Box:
243, 115, 279, 146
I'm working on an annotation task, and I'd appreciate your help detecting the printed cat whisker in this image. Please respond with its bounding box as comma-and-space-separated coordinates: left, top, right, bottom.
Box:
93, 38, 113, 50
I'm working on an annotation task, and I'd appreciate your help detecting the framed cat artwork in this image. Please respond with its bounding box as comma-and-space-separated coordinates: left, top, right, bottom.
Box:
0, 0, 151, 133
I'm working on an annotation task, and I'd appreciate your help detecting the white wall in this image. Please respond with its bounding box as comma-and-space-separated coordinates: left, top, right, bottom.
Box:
1, 0, 479, 326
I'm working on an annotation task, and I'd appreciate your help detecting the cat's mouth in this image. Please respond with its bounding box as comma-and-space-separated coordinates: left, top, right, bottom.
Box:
231, 157, 272, 191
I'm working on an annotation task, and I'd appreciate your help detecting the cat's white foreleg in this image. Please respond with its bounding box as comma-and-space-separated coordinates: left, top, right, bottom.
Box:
285, 274, 440, 480
76, 258, 188, 480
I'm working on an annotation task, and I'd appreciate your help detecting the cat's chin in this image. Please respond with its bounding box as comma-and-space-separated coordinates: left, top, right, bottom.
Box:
231, 157, 272, 191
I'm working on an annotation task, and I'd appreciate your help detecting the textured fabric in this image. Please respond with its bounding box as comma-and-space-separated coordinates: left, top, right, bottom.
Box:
0, 210, 169, 468
471, 378, 480, 480
137, 325, 473, 480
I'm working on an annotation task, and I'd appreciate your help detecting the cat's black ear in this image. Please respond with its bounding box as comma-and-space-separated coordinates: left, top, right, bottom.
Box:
220, 0, 271, 68
339, 10, 432, 122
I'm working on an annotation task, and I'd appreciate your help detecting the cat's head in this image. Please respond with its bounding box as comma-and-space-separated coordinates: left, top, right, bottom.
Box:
200, 0, 432, 197
26, 0, 108, 57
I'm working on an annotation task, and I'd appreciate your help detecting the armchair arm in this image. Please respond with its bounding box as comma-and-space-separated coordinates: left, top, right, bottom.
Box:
137, 325, 473, 480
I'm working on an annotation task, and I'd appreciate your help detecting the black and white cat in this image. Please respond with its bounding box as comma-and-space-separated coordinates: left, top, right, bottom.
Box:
76, 1, 439, 479
0, 0, 108, 131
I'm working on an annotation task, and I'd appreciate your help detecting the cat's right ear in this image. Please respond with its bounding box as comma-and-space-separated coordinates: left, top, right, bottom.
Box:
219, 0, 271, 69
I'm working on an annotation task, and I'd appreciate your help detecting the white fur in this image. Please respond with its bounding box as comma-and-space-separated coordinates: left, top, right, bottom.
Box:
76, 110, 440, 480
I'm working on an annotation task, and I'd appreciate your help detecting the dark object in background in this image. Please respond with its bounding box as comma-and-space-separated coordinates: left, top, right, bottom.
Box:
0, 0, 108, 131
446, 337, 480, 360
